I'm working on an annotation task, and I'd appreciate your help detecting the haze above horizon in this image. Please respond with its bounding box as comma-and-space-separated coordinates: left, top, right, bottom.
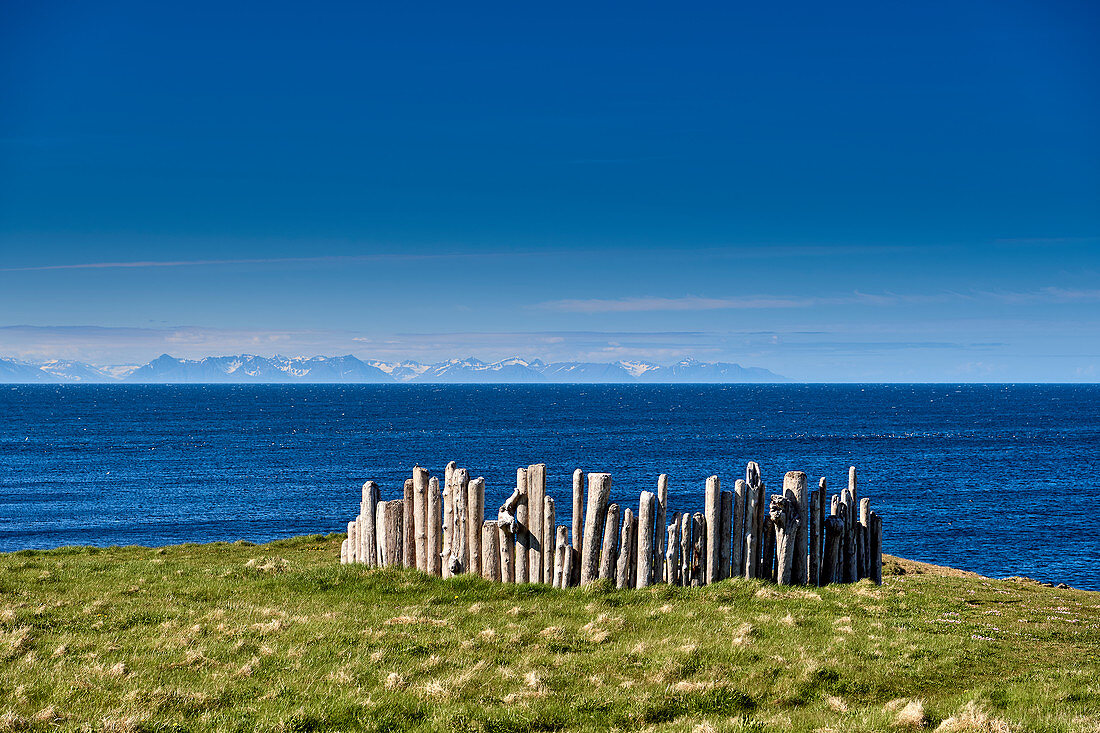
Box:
2, 1, 1098, 381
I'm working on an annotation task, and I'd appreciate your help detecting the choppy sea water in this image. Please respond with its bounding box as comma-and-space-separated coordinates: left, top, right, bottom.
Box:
1, 384, 1097, 590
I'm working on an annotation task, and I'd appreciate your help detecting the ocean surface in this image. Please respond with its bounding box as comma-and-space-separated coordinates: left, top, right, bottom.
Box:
1, 384, 1097, 590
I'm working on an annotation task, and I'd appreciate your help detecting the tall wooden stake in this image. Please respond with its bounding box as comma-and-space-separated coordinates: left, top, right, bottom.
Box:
719, 489, 733, 580
580, 472, 611, 585
571, 468, 583, 585
468, 476, 485, 577
599, 503, 620, 581
704, 476, 721, 585
515, 468, 529, 583
527, 463, 546, 585
482, 520, 500, 582
427, 477, 441, 575
732, 478, 746, 577
637, 491, 656, 588
450, 469, 469, 575
615, 508, 635, 589
363, 481, 379, 569
655, 474, 668, 583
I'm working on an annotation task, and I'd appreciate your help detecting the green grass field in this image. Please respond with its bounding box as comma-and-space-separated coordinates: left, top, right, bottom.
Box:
1, 534, 1097, 732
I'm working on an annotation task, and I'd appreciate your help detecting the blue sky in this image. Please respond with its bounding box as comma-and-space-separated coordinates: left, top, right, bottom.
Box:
1, 1, 1098, 380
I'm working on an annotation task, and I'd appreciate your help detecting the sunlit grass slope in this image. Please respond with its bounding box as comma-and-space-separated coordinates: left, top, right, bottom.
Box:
1, 534, 1098, 732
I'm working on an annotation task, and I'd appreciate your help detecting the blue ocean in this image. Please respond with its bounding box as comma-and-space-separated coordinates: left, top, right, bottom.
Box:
1, 384, 1097, 590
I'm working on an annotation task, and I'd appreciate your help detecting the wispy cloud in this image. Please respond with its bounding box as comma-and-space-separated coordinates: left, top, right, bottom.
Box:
535, 292, 959, 313
0, 252, 528, 273
535, 287, 1100, 313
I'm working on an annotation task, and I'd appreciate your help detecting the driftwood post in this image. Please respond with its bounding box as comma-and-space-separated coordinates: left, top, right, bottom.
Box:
666, 514, 681, 585
637, 491, 656, 588
719, 489, 733, 580
810, 477, 825, 586
859, 497, 871, 580
482, 520, 500, 582
599, 503, 620, 580
571, 468, 583, 585
375, 499, 386, 566
562, 532, 575, 588
543, 495, 555, 584
498, 522, 515, 584
846, 466, 858, 583
691, 512, 705, 586
527, 463, 546, 586
770, 493, 800, 585
441, 463, 455, 579
402, 478, 415, 568
340, 538, 348, 564
427, 477, 441, 575
552, 525, 568, 587
450, 469, 469, 575
362, 481, 379, 568
679, 512, 692, 586
348, 521, 358, 564
761, 514, 776, 582
412, 467, 429, 571
870, 511, 883, 585
842, 489, 857, 583
821, 514, 843, 585
616, 508, 635, 589
381, 500, 403, 567
655, 474, 668, 583
784, 471, 808, 585
704, 476, 721, 585
743, 481, 759, 579
580, 473, 611, 585
468, 476, 485, 577
732, 479, 746, 577
515, 468, 529, 583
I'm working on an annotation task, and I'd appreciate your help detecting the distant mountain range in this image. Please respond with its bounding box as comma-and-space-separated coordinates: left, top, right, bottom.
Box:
0, 354, 787, 384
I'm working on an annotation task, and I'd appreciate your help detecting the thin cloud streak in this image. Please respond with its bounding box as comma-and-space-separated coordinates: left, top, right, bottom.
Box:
536, 288, 1100, 313
0, 251, 538, 273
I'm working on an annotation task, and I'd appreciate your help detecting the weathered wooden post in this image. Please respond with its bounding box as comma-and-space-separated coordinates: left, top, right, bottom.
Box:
468, 476, 485, 577
362, 481, 379, 568
580, 472, 611, 585
821, 514, 843, 585
637, 491, 656, 588
859, 497, 871, 580
347, 521, 358, 564
783, 471, 808, 585
382, 500, 404, 567
553, 525, 569, 587
770, 493, 800, 585
666, 514, 681, 585
810, 477, 824, 586
412, 467, 429, 572
704, 476, 721, 585
527, 463, 546, 585
340, 538, 349, 564
599, 503, 620, 581
543, 495, 555, 584
870, 511, 882, 585
761, 513, 776, 582
691, 512, 705, 586
498, 522, 515, 584
754, 482, 767, 578
571, 468, 583, 586
375, 500, 386, 566
732, 479, 746, 577
615, 508, 635, 589
719, 489, 733, 580
450, 469, 469, 575
743, 482, 759, 579
441, 463, 455, 579
402, 478, 415, 568
655, 474, 668, 583
846, 466, 858, 583
482, 520, 500, 582
842, 489, 857, 583
427, 477, 441, 575
679, 512, 692, 586
515, 468, 529, 583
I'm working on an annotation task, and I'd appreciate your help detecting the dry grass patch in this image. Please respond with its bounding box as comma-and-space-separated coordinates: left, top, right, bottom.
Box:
935, 701, 1014, 732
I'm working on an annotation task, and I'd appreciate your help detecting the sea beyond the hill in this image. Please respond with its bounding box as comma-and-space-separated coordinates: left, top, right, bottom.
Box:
1, 383, 1097, 590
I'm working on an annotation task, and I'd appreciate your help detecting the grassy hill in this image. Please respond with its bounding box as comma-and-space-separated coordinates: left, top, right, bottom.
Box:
1, 534, 1097, 732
